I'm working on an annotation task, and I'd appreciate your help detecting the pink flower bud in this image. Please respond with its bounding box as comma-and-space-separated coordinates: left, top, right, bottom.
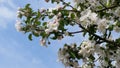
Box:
45, 0, 49, 2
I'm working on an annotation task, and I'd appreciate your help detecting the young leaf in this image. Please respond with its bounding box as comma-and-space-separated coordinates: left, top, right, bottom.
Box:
28, 34, 32, 41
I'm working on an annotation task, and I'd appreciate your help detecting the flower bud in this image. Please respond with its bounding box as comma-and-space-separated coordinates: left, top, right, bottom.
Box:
45, 0, 49, 2
40, 38, 47, 47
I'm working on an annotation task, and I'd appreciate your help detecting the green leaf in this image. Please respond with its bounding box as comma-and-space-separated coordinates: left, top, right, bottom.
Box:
104, 57, 109, 62
71, 13, 75, 19
108, 25, 114, 31
106, 0, 110, 7
51, 0, 55, 3
83, 31, 87, 37
108, 31, 111, 38
115, 38, 120, 44
32, 31, 39, 37
100, 47, 105, 50
35, 21, 41, 25
28, 34, 32, 41
18, 14, 22, 18
89, 36, 94, 40
42, 17, 45, 20
48, 15, 54, 19
30, 18, 34, 23
69, 51, 76, 59
48, 41, 51, 44
25, 4, 30, 7
52, 10, 58, 15
42, 22, 47, 26
37, 11, 41, 18
40, 32, 48, 38
61, 10, 69, 16
50, 36, 57, 40
88, 24, 97, 34
116, 21, 120, 27
89, 55, 95, 61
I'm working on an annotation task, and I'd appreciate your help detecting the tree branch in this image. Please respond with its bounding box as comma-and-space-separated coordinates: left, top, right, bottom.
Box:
96, 5, 120, 12
98, 0, 107, 9
60, 0, 74, 9
69, 30, 83, 34
60, 9, 80, 13
78, 24, 119, 47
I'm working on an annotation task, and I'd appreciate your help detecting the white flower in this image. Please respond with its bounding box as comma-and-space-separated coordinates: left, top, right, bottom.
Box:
97, 19, 108, 33
100, 60, 108, 67
115, 60, 120, 68
72, 61, 79, 68
40, 38, 47, 47
45, 29, 51, 34
114, 26, 120, 33
58, 48, 71, 67
78, 40, 95, 57
112, 48, 120, 61
73, 0, 85, 4
80, 8, 97, 22
48, 5, 62, 12
17, 7, 24, 18
80, 9, 91, 21
48, 8, 54, 12
15, 20, 23, 32
45, 20, 59, 34
80, 8, 98, 27
114, 7, 120, 17
64, 31, 69, 36
40, 8, 46, 13
113, 21, 117, 25
90, 13, 98, 22
94, 44, 107, 58
82, 63, 92, 68
87, 0, 100, 6
57, 36, 63, 40
48, 5, 62, 16
57, 12, 62, 17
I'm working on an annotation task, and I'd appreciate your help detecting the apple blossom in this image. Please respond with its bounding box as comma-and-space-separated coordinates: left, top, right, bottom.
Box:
45, 20, 59, 34
15, 20, 23, 32
16, 0, 120, 68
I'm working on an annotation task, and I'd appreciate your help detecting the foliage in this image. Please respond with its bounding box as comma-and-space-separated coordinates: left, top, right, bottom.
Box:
15, 0, 120, 68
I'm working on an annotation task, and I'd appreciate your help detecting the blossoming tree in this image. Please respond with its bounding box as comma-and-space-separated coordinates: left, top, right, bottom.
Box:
15, 0, 120, 68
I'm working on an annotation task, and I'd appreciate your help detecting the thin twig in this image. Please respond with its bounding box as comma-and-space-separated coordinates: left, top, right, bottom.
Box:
98, 0, 107, 9
60, 0, 74, 9
69, 30, 83, 34
96, 5, 120, 12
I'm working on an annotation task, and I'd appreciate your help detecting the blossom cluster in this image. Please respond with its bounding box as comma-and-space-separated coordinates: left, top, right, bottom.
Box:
15, 20, 23, 32
58, 44, 80, 68
15, 0, 120, 68
58, 40, 120, 68
45, 18, 60, 34
15, 7, 24, 32
78, 7, 120, 33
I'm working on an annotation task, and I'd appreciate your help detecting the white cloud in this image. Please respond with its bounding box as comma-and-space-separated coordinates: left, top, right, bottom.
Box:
0, 6, 15, 19
0, 19, 7, 28
0, 0, 16, 29
0, 38, 47, 68
0, 0, 17, 9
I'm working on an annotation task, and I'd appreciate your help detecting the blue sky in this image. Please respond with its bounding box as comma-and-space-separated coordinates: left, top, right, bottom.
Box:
0, 0, 85, 68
